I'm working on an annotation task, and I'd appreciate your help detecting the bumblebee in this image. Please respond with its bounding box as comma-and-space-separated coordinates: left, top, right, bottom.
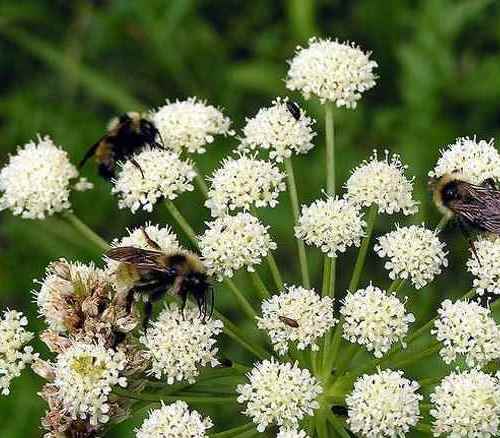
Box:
286, 101, 301, 120
106, 230, 213, 326
79, 112, 163, 180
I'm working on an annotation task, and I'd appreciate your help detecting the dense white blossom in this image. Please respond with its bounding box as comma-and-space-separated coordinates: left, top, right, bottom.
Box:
341, 285, 414, 358
374, 224, 448, 289
295, 196, 365, 257
112, 147, 196, 213
152, 97, 234, 154
277, 429, 310, 438
140, 305, 223, 384
346, 369, 422, 437
467, 234, 500, 296
135, 401, 213, 438
257, 285, 336, 355
432, 299, 500, 367
345, 150, 418, 215
0, 135, 81, 219
198, 212, 277, 279
205, 154, 286, 217
236, 359, 322, 432
430, 370, 500, 437
286, 37, 377, 108
429, 136, 500, 185
0, 310, 37, 395
239, 97, 316, 162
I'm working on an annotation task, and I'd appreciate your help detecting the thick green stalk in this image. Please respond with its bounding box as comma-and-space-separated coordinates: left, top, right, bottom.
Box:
327, 413, 351, 438
390, 342, 441, 369
325, 103, 335, 195
223, 278, 258, 320
165, 201, 198, 245
388, 278, 405, 293
284, 157, 310, 288
321, 257, 332, 296
348, 204, 378, 292
114, 388, 236, 404
249, 271, 270, 300
61, 211, 109, 251
266, 254, 283, 290
195, 173, 209, 198
210, 423, 256, 438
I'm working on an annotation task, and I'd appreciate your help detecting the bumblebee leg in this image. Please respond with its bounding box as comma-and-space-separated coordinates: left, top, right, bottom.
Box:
112, 331, 126, 349
126, 288, 136, 313
130, 157, 145, 178
209, 287, 215, 319
143, 301, 153, 328
458, 217, 481, 266
180, 293, 188, 320
141, 228, 162, 250
98, 163, 115, 180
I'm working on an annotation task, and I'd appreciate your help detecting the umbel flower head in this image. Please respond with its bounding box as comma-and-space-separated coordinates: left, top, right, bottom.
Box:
135, 400, 213, 438
277, 429, 310, 438
51, 341, 127, 426
140, 304, 223, 384
112, 147, 196, 213
346, 369, 422, 438
198, 212, 277, 279
295, 196, 365, 257
0, 310, 37, 395
257, 285, 337, 355
205, 154, 286, 217
236, 359, 322, 432
239, 97, 316, 162
467, 234, 500, 296
151, 97, 234, 154
345, 150, 418, 215
0, 135, 86, 219
374, 224, 448, 289
341, 284, 415, 358
286, 37, 378, 108
430, 369, 500, 437
432, 299, 500, 367
428, 136, 500, 185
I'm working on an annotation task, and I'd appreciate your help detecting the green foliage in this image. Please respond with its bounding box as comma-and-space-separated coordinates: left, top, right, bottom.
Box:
0, 1, 499, 436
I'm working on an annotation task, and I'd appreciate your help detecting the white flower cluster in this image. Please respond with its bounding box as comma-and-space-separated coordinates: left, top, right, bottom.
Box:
205, 155, 286, 217
152, 97, 234, 154
140, 305, 223, 384
0, 135, 81, 219
286, 37, 377, 108
346, 369, 422, 438
239, 97, 316, 162
0, 310, 37, 395
432, 299, 500, 367
341, 285, 414, 358
135, 401, 213, 438
52, 341, 127, 425
277, 429, 310, 438
430, 370, 500, 437
112, 147, 196, 213
295, 196, 365, 257
374, 224, 448, 289
467, 234, 500, 296
236, 359, 322, 432
345, 150, 418, 215
199, 212, 277, 279
429, 136, 500, 184
257, 285, 336, 355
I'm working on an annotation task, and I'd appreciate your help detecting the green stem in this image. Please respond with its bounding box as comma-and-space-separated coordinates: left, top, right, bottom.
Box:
61, 211, 109, 251
388, 278, 405, 294
210, 423, 256, 438
327, 413, 351, 438
284, 157, 310, 288
325, 103, 335, 195
224, 278, 258, 320
390, 342, 441, 368
194, 171, 209, 198
266, 254, 283, 291
114, 388, 236, 404
334, 343, 360, 377
249, 271, 270, 301
348, 204, 378, 292
321, 256, 332, 296
165, 201, 198, 245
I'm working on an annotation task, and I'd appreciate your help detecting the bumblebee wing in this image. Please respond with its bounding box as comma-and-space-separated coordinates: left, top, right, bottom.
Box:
79, 135, 107, 169
105, 246, 168, 271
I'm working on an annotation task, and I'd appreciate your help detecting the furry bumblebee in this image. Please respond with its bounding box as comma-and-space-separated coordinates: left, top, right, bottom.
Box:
79, 112, 163, 180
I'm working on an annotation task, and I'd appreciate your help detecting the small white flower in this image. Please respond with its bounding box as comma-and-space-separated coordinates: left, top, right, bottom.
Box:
135, 400, 213, 438
429, 136, 500, 184
432, 299, 500, 367
346, 369, 422, 438
199, 212, 277, 280
374, 224, 448, 289
295, 196, 365, 257
151, 97, 234, 154
0, 135, 79, 219
257, 285, 336, 355
239, 97, 316, 162
430, 369, 500, 437
73, 177, 94, 192
277, 429, 310, 438
236, 359, 322, 432
107, 223, 181, 292
140, 304, 223, 384
341, 284, 414, 358
52, 341, 127, 425
206, 154, 286, 217
286, 37, 377, 108
34, 259, 109, 332
467, 234, 500, 296
345, 150, 418, 215
0, 310, 37, 396
112, 147, 196, 213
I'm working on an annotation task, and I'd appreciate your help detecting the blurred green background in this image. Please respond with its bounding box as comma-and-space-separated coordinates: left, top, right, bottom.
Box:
1, 0, 500, 436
